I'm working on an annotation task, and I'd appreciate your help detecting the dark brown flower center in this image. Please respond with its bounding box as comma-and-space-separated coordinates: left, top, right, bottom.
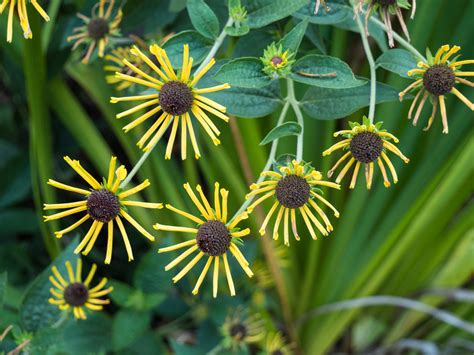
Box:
230, 323, 247, 340
87, 18, 109, 40
196, 220, 231, 256
275, 175, 310, 209
350, 131, 383, 163
159, 81, 194, 116
64, 282, 89, 306
376, 0, 397, 5
423, 64, 456, 96
87, 189, 121, 223
271, 56, 283, 66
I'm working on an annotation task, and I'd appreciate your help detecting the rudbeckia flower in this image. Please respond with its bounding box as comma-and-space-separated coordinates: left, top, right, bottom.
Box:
49, 259, 113, 320
104, 46, 149, 91
399, 45, 474, 133
221, 308, 265, 350
246, 160, 340, 245
260, 43, 295, 78
67, 0, 123, 64
111, 44, 231, 160
0, 0, 49, 43
44, 156, 162, 264
261, 331, 295, 355
155, 182, 253, 297
323, 118, 410, 189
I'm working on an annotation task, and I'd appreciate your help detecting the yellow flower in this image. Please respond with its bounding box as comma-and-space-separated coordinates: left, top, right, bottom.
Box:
246, 160, 340, 246
0, 0, 49, 43
155, 182, 253, 297
323, 118, 410, 189
221, 308, 265, 350
110, 44, 231, 160
48, 259, 113, 320
44, 156, 162, 264
400, 45, 474, 134
261, 331, 294, 355
104, 46, 148, 91
67, 0, 123, 64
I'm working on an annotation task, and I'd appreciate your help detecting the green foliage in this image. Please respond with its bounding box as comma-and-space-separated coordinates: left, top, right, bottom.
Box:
244, 0, 308, 28
214, 57, 271, 88
187, 0, 220, 39
375, 49, 419, 78
260, 122, 302, 145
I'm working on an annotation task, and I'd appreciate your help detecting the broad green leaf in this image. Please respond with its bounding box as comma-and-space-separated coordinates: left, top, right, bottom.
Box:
278, 19, 309, 53
305, 24, 327, 54
260, 122, 302, 145
163, 31, 213, 68
213, 57, 271, 88
293, 0, 352, 25
300, 82, 404, 120
187, 0, 220, 39
0, 208, 38, 235
375, 49, 418, 78
133, 249, 173, 294
20, 239, 78, 332
245, 0, 308, 29
112, 309, 151, 351
333, 14, 388, 51
290, 54, 366, 89
108, 280, 134, 308
63, 313, 112, 353
0, 272, 6, 310
121, 0, 178, 33
225, 24, 250, 37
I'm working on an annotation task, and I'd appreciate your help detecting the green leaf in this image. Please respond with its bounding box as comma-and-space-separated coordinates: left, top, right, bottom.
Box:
20, 239, 78, 332
260, 122, 302, 145
300, 82, 405, 120
278, 19, 309, 53
224, 24, 250, 37
187, 0, 220, 39
293, 0, 352, 25
108, 280, 134, 308
134, 249, 173, 294
375, 49, 418, 78
112, 309, 151, 351
333, 15, 388, 51
0, 272, 6, 311
0, 208, 39, 235
63, 313, 112, 353
214, 57, 271, 88
163, 31, 213, 68
290, 54, 366, 89
245, 0, 308, 29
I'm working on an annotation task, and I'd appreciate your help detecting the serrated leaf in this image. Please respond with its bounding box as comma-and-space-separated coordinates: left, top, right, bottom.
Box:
278, 19, 309, 53
260, 122, 302, 145
112, 309, 150, 351
293, 0, 352, 25
187, 0, 220, 39
20, 239, 78, 332
214, 57, 271, 88
245, 0, 308, 29
300, 82, 408, 120
290, 54, 366, 89
375, 49, 418, 78
224, 24, 250, 37
163, 31, 213, 68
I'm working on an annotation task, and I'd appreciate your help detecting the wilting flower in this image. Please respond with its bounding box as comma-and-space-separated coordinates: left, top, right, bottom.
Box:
355, 0, 416, 48
44, 156, 162, 264
155, 182, 253, 297
314, 0, 330, 14
49, 259, 113, 320
221, 308, 265, 350
0, 0, 49, 43
246, 160, 340, 246
261, 331, 294, 355
111, 44, 231, 160
399, 45, 474, 134
67, 0, 123, 64
260, 43, 295, 78
323, 118, 410, 189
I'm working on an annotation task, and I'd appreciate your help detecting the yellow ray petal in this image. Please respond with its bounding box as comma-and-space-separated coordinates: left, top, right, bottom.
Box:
192, 256, 213, 295
172, 251, 204, 283
121, 210, 155, 241
84, 263, 97, 287
159, 239, 197, 253
222, 253, 235, 296
165, 245, 199, 271
213, 256, 219, 298
43, 206, 88, 222
115, 216, 134, 262
118, 179, 150, 199
47, 180, 91, 195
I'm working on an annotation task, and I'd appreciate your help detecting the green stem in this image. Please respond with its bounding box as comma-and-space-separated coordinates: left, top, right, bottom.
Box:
42, 0, 62, 50
286, 78, 304, 161
355, 12, 376, 124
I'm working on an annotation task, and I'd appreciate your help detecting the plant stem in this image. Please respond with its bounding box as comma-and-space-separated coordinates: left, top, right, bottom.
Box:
42, 0, 62, 50
368, 15, 426, 61
355, 12, 376, 124
286, 78, 304, 161
229, 100, 290, 222
195, 18, 234, 74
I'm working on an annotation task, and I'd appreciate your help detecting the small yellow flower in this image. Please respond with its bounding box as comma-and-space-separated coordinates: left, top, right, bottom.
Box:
323, 118, 410, 189
261, 331, 294, 355
0, 0, 49, 43
399, 45, 474, 134
111, 44, 231, 160
67, 0, 123, 64
246, 160, 340, 246
44, 156, 162, 264
155, 182, 253, 298
48, 259, 113, 320
221, 308, 265, 350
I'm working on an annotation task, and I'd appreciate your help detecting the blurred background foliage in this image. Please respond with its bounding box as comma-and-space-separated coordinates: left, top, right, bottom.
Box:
0, 0, 473, 354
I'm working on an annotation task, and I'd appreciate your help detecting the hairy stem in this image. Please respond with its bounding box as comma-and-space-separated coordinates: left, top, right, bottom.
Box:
355, 12, 377, 123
